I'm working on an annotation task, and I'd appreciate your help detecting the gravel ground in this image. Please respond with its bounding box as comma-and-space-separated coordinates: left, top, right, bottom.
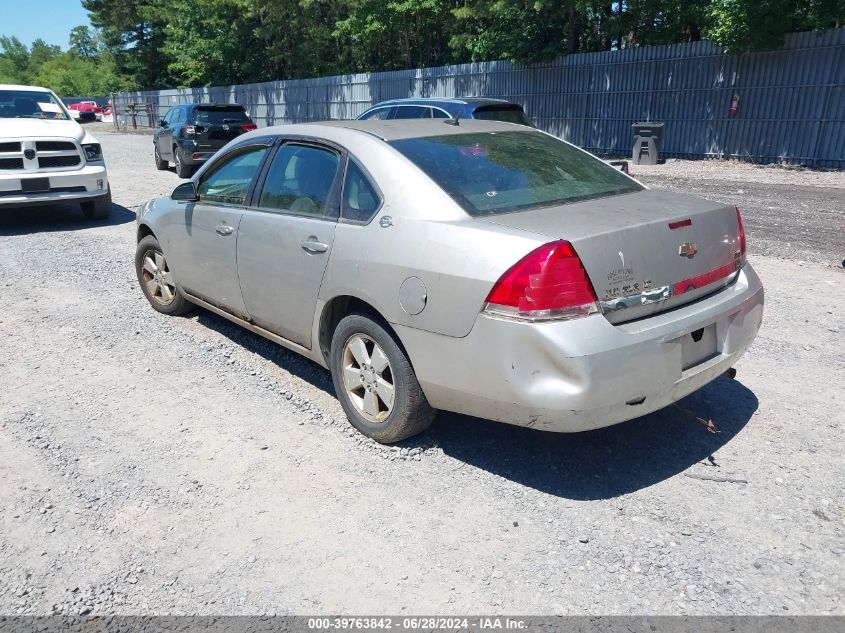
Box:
632, 160, 844, 266
0, 132, 842, 616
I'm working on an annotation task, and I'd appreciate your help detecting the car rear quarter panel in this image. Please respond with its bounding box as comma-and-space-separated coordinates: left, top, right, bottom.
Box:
319, 136, 545, 339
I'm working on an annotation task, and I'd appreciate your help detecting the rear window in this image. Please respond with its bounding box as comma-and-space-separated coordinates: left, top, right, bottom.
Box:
472, 105, 532, 126
389, 131, 643, 216
193, 106, 249, 124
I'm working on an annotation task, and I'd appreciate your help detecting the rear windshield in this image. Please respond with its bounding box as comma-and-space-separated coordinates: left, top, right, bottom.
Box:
193, 106, 249, 124
472, 105, 532, 126
389, 131, 643, 216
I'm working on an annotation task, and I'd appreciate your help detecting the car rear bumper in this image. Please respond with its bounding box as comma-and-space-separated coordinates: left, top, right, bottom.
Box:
0, 165, 109, 206
395, 262, 764, 432
176, 140, 225, 165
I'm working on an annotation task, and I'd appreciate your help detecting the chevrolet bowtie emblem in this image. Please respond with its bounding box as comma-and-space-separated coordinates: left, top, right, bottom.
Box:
679, 242, 698, 258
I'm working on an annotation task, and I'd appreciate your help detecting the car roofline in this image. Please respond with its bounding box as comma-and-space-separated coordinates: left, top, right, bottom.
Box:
254, 119, 534, 142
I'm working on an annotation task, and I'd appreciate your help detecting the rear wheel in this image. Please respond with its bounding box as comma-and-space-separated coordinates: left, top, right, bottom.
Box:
154, 143, 168, 170
81, 188, 112, 220
330, 313, 435, 443
135, 235, 192, 315
174, 147, 192, 178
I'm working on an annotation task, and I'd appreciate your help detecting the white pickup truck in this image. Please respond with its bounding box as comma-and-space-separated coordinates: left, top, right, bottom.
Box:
0, 84, 111, 219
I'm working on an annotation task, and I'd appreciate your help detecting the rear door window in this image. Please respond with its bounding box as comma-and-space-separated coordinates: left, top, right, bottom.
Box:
257, 144, 341, 218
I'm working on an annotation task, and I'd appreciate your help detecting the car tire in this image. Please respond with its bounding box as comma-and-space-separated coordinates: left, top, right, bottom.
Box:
154, 144, 168, 170
330, 313, 436, 443
81, 188, 112, 220
135, 235, 193, 316
174, 147, 192, 178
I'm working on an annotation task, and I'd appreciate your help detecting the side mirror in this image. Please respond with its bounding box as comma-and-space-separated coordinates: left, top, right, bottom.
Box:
171, 181, 198, 202
158, 119, 167, 127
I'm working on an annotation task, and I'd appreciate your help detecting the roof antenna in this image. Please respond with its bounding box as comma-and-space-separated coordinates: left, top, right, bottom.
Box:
444, 112, 461, 126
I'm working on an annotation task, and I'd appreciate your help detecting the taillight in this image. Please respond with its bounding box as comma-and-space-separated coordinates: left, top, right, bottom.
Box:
240, 123, 257, 131
735, 206, 746, 262
183, 125, 196, 135
483, 240, 599, 322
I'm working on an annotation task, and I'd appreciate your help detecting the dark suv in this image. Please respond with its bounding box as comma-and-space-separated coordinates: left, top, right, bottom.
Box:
154, 103, 257, 177
356, 98, 532, 126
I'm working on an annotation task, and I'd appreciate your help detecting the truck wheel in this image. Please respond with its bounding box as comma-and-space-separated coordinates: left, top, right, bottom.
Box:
135, 235, 193, 315
81, 188, 112, 220
330, 313, 436, 444
174, 147, 192, 178
154, 144, 168, 170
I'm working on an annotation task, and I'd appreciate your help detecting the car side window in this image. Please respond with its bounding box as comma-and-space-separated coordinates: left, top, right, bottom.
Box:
431, 108, 450, 119
257, 144, 340, 218
197, 146, 268, 205
163, 109, 174, 125
341, 161, 381, 223
359, 107, 390, 121
392, 105, 430, 119
175, 108, 186, 124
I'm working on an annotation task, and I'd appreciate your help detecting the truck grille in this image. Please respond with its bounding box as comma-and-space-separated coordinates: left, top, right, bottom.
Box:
0, 158, 24, 170
36, 141, 76, 152
38, 155, 81, 169
0, 139, 83, 172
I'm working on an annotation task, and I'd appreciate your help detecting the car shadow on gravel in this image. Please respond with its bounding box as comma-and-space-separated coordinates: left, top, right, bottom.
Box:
428, 377, 759, 500
194, 311, 336, 393
191, 309, 758, 501
0, 202, 135, 235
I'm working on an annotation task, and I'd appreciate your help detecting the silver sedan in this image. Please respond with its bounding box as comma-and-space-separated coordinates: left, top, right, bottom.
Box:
135, 119, 764, 443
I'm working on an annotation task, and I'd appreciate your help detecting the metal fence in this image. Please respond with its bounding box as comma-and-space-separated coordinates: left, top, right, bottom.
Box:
113, 28, 845, 167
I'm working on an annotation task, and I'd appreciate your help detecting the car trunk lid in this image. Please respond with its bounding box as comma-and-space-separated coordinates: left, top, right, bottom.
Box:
479, 189, 744, 323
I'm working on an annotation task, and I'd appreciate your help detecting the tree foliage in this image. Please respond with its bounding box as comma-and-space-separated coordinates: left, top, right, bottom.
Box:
4, 1, 842, 92
0, 30, 136, 96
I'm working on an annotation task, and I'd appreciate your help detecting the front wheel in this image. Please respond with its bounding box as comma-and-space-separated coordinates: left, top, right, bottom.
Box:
135, 235, 193, 315
330, 313, 436, 443
154, 143, 168, 170
81, 188, 112, 220
174, 147, 192, 178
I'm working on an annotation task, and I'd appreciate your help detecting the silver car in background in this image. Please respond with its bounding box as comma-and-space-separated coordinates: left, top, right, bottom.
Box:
135, 120, 764, 443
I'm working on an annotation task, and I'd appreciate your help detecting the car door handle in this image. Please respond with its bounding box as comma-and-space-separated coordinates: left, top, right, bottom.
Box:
215, 224, 234, 236
300, 238, 328, 254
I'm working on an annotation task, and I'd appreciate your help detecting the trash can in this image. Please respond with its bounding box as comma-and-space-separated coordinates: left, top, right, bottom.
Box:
631, 122, 664, 165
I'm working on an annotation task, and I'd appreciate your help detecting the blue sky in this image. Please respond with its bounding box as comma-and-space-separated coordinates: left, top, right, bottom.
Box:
1, 0, 91, 48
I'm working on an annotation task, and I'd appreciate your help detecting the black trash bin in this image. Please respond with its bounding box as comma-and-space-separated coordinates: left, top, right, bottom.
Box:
631, 122, 664, 165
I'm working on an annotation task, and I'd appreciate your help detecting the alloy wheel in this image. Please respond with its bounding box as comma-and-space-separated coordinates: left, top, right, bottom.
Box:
341, 334, 395, 423
141, 249, 177, 306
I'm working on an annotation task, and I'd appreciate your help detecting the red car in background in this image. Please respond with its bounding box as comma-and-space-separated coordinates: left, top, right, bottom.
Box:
67, 101, 103, 122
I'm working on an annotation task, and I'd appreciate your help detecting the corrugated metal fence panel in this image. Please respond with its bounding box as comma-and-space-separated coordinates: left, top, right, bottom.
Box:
114, 28, 845, 167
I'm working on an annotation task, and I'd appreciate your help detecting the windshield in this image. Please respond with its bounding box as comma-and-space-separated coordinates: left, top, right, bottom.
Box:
472, 105, 533, 127
0, 89, 69, 120
194, 106, 250, 124
390, 131, 643, 216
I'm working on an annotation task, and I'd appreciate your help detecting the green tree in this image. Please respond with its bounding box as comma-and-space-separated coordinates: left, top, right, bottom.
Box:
708, 0, 844, 52
69, 25, 100, 60
82, 0, 171, 88
0, 36, 31, 82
